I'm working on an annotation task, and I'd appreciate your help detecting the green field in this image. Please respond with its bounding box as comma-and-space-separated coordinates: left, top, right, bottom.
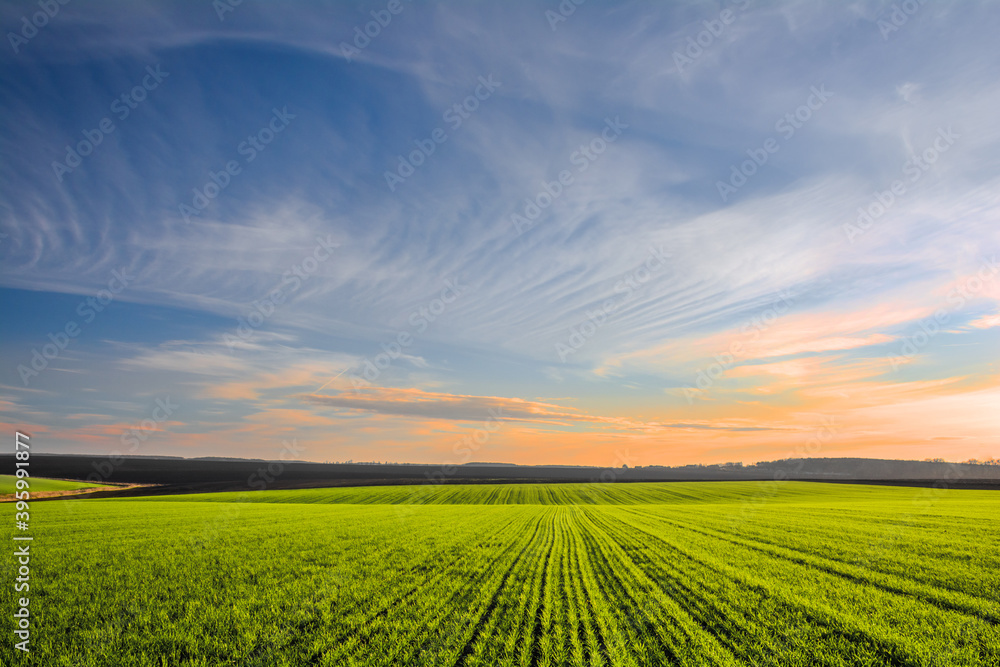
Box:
0, 475, 105, 495
130, 479, 986, 506
2, 481, 998, 666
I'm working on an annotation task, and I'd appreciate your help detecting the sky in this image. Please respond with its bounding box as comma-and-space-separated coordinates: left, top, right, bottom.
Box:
1, 0, 998, 467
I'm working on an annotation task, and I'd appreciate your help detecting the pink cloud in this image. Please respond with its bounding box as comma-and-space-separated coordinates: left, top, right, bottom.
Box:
968, 312, 1000, 329
300, 387, 779, 433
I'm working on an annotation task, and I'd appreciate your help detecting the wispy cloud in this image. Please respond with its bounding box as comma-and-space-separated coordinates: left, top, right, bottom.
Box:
301, 387, 778, 433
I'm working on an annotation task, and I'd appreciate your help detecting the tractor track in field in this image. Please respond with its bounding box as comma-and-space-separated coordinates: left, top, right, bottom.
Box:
324, 511, 528, 659
620, 506, 1000, 626
566, 516, 611, 667
603, 508, 927, 667
587, 508, 790, 665
579, 508, 722, 666
693, 512, 989, 601
528, 513, 558, 667
452, 513, 546, 667
383, 519, 541, 665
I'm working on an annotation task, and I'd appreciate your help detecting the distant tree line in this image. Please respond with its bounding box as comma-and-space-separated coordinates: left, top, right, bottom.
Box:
923, 457, 999, 465
960, 457, 1000, 465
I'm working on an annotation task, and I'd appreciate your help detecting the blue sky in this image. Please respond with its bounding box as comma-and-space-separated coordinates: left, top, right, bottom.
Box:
2, 0, 999, 466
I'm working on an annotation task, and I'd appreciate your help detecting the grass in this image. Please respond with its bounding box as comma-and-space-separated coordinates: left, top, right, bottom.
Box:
0, 474, 105, 495
133, 478, 994, 505
1, 481, 997, 666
